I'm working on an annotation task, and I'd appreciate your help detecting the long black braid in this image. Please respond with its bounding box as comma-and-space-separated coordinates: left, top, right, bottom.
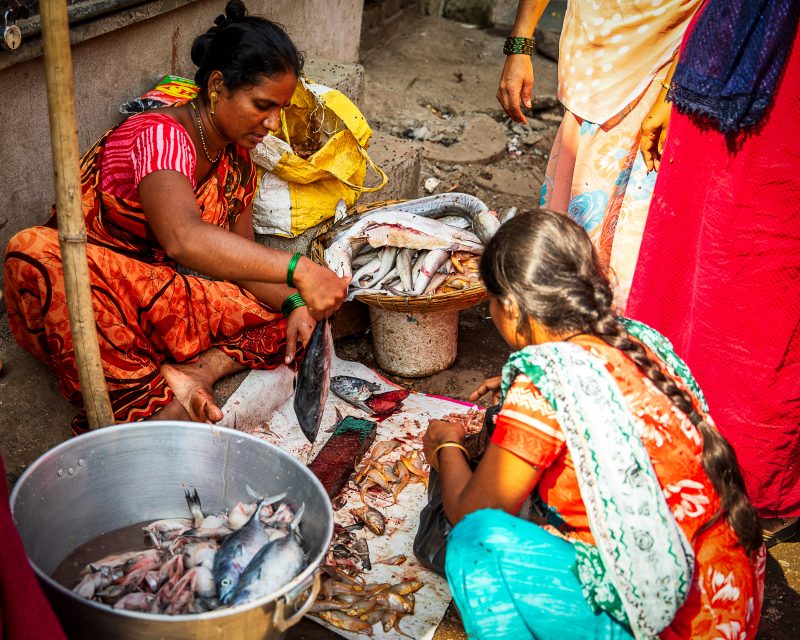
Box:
480, 210, 762, 555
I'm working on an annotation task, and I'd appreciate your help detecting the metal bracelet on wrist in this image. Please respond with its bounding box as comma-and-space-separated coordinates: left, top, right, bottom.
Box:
503, 36, 534, 56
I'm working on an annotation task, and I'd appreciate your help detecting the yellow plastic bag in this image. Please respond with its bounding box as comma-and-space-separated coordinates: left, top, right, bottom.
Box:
252, 78, 387, 237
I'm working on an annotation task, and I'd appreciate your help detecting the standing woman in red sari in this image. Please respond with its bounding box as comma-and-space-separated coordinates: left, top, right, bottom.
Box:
629, 0, 800, 545
3, 0, 349, 433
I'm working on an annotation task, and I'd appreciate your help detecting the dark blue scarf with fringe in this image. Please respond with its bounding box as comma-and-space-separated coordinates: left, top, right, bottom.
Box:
670, 0, 800, 133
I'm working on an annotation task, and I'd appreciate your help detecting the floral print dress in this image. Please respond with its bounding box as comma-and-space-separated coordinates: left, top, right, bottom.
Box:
541, 0, 704, 310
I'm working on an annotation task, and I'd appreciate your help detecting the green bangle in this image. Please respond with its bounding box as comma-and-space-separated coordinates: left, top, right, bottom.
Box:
281, 293, 306, 318
286, 252, 302, 289
503, 36, 534, 56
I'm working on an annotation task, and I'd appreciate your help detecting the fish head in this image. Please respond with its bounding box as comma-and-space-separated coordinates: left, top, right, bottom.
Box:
216, 574, 236, 603
214, 539, 249, 603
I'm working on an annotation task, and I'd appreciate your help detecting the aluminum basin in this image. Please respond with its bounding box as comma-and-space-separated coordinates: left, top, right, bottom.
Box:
10, 421, 332, 640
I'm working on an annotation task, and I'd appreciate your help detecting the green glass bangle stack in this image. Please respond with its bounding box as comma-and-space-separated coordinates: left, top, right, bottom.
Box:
503, 36, 534, 56
286, 252, 302, 288
281, 292, 306, 318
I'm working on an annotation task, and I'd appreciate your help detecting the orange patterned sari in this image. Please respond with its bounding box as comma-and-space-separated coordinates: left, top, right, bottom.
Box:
493, 335, 765, 638
4, 116, 290, 432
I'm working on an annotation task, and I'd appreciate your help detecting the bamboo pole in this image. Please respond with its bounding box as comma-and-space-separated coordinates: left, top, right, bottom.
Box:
40, 0, 114, 428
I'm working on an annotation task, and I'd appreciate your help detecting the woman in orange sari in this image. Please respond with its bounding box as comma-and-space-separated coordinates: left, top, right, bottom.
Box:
424, 211, 764, 639
3, 0, 348, 432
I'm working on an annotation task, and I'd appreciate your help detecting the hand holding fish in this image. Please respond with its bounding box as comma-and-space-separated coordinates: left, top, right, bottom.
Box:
293, 256, 350, 319
284, 306, 315, 364
422, 420, 467, 471
468, 376, 503, 404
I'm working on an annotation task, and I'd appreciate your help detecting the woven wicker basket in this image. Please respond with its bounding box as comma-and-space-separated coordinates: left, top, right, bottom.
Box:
310, 199, 487, 313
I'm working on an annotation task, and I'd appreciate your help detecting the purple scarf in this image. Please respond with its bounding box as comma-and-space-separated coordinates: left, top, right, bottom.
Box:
670, 0, 800, 133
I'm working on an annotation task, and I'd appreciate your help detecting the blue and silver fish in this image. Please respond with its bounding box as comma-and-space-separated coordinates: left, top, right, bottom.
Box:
213, 492, 285, 603
330, 375, 381, 414
294, 318, 333, 442
230, 505, 307, 606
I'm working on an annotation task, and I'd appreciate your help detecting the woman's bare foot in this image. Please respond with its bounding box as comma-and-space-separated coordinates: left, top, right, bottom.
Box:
149, 398, 192, 422
156, 349, 245, 424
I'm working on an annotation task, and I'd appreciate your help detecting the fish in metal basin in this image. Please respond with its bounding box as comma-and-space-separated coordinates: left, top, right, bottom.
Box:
293, 317, 333, 443
230, 506, 307, 606
213, 493, 286, 603
330, 376, 381, 413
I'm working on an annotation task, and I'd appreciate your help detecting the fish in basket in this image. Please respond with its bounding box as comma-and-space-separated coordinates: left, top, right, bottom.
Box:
312, 194, 513, 310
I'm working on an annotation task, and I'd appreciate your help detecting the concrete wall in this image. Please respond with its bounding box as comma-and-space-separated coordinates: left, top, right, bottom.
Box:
361, 0, 420, 52
425, 0, 516, 26
0, 0, 363, 254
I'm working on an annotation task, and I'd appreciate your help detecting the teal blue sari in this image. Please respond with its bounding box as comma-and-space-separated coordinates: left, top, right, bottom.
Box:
446, 510, 635, 640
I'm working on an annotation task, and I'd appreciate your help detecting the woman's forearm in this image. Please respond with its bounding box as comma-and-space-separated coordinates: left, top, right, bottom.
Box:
238, 280, 295, 310
139, 173, 302, 285
511, 0, 551, 38
171, 219, 301, 285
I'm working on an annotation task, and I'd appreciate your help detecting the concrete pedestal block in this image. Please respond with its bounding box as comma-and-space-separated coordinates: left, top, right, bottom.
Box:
360, 132, 422, 205
369, 307, 458, 377
304, 59, 366, 109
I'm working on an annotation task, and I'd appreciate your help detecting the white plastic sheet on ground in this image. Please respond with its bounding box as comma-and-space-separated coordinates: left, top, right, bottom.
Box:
219, 356, 477, 639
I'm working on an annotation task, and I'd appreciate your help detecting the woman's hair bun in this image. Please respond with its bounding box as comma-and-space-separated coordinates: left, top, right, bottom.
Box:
191, 0, 303, 92
224, 0, 247, 21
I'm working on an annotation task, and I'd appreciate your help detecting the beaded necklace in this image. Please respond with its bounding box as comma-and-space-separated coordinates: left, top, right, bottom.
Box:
189, 100, 222, 163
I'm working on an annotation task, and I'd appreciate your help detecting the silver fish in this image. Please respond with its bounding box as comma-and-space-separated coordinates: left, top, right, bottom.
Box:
351, 248, 380, 268
185, 488, 204, 528
436, 215, 472, 229
499, 206, 518, 224
213, 493, 286, 603
411, 249, 429, 283
472, 211, 501, 244
294, 317, 333, 443
318, 192, 489, 248
362, 246, 398, 288
411, 249, 450, 295
351, 256, 380, 285
230, 507, 306, 605
331, 376, 381, 413
423, 271, 448, 295
396, 248, 414, 291
325, 211, 483, 278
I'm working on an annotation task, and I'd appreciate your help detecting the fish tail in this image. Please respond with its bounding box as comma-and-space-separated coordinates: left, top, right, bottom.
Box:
290, 502, 306, 532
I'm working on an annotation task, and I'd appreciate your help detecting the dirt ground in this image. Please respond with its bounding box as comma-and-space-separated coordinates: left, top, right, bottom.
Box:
1, 10, 798, 640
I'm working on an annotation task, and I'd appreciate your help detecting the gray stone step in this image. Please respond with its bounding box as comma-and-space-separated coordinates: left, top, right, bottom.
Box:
304, 58, 365, 109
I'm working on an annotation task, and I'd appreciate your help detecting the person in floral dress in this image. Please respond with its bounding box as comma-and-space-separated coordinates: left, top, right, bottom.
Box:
497, 0, 703, 308
424, 210, 764, 639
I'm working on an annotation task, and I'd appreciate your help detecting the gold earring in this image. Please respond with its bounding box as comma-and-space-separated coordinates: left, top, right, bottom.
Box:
209, 90, 219, 116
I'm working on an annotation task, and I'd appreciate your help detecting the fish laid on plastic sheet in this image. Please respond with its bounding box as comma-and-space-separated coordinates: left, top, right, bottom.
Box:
219, 356, 484, 639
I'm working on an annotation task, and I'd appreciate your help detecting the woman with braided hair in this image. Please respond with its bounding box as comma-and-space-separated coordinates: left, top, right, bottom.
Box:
423, 210, 764, 639
4, 0, 348, 432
